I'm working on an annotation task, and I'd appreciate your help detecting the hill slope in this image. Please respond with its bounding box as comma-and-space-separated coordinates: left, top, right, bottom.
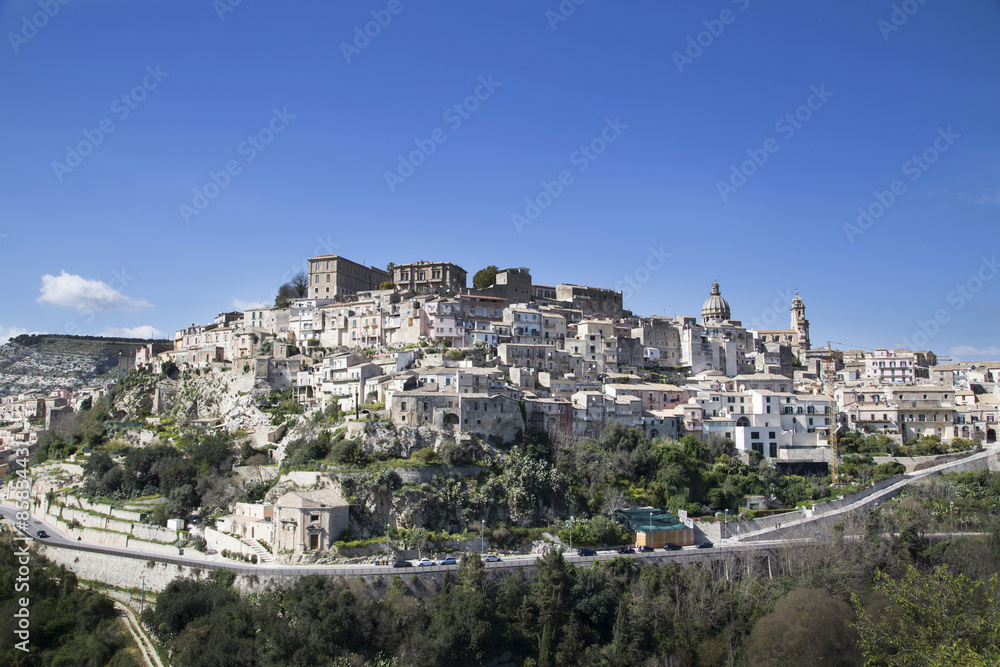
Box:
0, 334, 155, 396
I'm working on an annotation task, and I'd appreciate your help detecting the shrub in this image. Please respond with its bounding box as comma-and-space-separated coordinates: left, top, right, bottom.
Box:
411, 447, 438, 464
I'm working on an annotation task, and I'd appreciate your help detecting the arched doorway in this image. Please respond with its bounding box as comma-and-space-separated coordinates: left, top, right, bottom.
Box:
988, 429, 997, 444
736, 417, 750, 427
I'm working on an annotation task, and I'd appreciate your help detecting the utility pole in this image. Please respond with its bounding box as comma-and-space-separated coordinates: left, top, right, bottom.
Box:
140, 575, 145, 616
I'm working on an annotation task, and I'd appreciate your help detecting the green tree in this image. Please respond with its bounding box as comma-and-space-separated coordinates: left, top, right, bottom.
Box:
532, 549, 572, 667
743, 588, 860, 666
852, 565, 1000, 666
473, 265, 498, 290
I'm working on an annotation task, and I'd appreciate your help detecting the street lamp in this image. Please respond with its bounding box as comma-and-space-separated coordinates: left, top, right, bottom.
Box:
649, 511, 653, 549
569, 515, 574, 551
724, 509, 729, 540
481, 519, 484, 556
386, 523, 390, 563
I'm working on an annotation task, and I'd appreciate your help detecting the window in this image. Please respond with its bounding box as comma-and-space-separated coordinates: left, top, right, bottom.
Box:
310, 513, 319, 522
751, 431, 760, 439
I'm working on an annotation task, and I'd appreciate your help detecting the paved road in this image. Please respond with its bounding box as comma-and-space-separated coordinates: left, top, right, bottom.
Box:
731, 445, 1000, 543
0, 504, 783, 577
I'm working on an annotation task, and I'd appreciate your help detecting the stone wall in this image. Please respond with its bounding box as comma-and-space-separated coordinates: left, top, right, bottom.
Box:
204, 526, 257, 559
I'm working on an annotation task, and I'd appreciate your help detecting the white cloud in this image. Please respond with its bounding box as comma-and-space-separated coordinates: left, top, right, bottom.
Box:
37, 271, 152, 313
102, 325, 166, 340
233, 297, 268, 310
949, 345, 1000, 360
976, 190, 1000, 205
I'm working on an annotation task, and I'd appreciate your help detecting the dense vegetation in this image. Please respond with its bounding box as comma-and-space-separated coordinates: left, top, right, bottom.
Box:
141, 469, 1000, 666
0, 538, 138, 666
77, 432, 236, 522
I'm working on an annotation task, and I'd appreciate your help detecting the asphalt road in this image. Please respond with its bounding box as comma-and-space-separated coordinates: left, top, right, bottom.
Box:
0, 504, 775, 577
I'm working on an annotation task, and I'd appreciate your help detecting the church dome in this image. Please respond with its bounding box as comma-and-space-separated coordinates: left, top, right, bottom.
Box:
701, 280, 731, 322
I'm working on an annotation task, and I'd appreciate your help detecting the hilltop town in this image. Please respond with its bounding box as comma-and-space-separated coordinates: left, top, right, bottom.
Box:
2, 253, 998, 565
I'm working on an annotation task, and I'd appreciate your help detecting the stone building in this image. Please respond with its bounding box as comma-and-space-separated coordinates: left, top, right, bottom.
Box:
308, 254, 390, 297
393, 261, 467, 294
272, 488, 349, 555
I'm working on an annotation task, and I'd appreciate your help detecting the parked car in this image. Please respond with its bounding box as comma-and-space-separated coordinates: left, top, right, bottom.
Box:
577, 548, 597, 557
437, 556, 457, 566
416, 558, 435, 566
664, 543, 682, 551
35, 530, 49, 539
392, 560, 413, 568
484, 555, 502, 563
638, 545, 654, 552
697, 541, 714, 549
616, 546, 635, 554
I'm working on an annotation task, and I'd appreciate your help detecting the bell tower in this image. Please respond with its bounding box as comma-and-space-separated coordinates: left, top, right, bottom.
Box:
790, 291, 810, 352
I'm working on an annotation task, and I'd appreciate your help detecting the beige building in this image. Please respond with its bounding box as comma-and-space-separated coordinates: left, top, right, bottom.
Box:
556, 284, 626, 317
393, 260, 466, 294
272, 488, 349, 555
309, 254, 390, 297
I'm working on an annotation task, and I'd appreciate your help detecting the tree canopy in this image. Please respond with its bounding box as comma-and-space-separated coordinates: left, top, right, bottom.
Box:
473, 265, 498, 290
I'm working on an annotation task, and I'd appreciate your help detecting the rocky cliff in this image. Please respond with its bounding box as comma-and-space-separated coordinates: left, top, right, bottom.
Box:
0, 334, 153, 396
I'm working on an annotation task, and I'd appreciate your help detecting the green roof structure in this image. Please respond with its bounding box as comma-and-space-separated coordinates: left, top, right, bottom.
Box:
615, 508, 687, 533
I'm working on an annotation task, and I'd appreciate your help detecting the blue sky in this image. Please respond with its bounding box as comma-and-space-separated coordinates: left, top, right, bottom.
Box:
1, 0, 998, 360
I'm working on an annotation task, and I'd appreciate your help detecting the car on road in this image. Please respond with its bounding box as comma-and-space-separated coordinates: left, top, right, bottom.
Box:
416, 558, 435, 566
437, 556, 457, 566
35, 530, 49, 539
392, 560, 413, 568
616, 546, 635, 554
663, 543, 682, 551
696, 541, 714, 549
638, 545, 654, 552
484, 555, 502, 562
577, 548, 597, 557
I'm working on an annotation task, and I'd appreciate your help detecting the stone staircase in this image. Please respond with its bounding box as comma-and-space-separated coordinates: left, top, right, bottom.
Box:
240, 537, 274, 563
